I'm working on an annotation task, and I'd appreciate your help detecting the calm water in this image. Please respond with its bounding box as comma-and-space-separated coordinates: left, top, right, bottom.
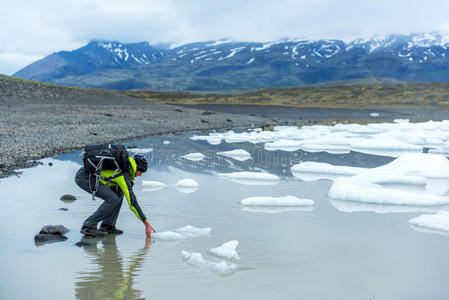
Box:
1, 132, 449, 300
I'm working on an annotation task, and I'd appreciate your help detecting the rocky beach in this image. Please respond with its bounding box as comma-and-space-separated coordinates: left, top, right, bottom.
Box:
0, 76, 280, 178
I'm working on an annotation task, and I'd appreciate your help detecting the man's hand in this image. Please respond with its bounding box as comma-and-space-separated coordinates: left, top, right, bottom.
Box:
144, 220, 156, 237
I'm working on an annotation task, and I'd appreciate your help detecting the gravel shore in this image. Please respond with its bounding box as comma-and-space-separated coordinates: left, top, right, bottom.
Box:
0, 77, 279, 178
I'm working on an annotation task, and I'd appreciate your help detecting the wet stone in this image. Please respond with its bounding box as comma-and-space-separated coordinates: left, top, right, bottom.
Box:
39, 224, 69, 235
75, 241, 91, 247
60, 194, 76, 202
58, 208, 69, 211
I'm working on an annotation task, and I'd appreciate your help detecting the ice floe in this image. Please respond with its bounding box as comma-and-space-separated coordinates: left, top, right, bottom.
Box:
216, 149, 251, 161
409, 211, 449, 235
240, 195, 314, 207
182, 153, 205, 161
142, 178, 199, 193
241, 206, 314, 214
141, 180, 168, 191
190, 120, 449, 157
218, 171, 280, 185
209, 240, 240, 260
180, 251, 239, 275
174, 178, 199, 193
163, 140, 171, 145
128, 148, 153, 154
153, 225, 211, 240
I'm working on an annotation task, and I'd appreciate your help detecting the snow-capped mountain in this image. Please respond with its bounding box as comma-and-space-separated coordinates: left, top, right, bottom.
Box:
14, 32, 449, 91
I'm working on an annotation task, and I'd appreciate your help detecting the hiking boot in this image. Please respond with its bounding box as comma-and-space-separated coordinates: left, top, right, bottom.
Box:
99, 224, 124, 235
80, 226, 105, 237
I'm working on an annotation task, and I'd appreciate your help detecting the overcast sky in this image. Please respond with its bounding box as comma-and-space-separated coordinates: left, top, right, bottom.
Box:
2, 0, 449, 75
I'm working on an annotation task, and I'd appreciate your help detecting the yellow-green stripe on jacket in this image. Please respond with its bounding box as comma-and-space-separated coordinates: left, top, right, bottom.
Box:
99, 157, 147, 222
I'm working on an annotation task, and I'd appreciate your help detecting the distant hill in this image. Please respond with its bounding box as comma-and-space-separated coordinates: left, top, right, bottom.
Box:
12, 32, 449, 91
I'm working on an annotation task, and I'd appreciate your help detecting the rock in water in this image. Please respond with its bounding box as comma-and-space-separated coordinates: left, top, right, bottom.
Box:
58, 208, 69, 211
34, 234, 68, 246
39, 224, 69, 235
75, 241, 91, 247
60, 194, 76, 202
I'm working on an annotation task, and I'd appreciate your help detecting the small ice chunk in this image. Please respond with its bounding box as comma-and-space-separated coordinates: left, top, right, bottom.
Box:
142, 180, 167, 187
175, 178, 199, 188
240, 195, 314, 206
350, 139, 423, 151
154, 225, 211, 240
209, 241, 240, 260
128, 148, 153, 154
163, 140, 171, 145
409, 211, 449, 234
142, 180, 168, 191
216, 149, 251, 161
153, 231, 184, 240
181, 251, 239, 275
175, 225, 211, 238
369, 113, 380, 117
182, 153, 205, 161
218, 171, 280, 185
241, 206, 314, 214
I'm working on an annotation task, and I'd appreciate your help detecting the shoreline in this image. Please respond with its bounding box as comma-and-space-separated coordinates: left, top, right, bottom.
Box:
2, 102, 448, 179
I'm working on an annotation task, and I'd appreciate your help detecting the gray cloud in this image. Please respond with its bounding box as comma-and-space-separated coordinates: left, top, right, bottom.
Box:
2, 0, 449, 74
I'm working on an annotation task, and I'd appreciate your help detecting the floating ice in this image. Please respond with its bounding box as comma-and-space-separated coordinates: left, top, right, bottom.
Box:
292, 162, 365, 176
216, 149, 251, 161
163, 140, 171, 145
209, 241, 240, 260
182, 153, 205, 161
175, 178, 199, 188
409, 211, 449, 235
330, 199, 441, 214
369, 112, 380, 117
153, 225, 211, 240
192, 120, 449, 158
241, 206, 314, 214
329, 177, 449, 206
141, 180, 168, 191
180, 251, 239, 275
240, 195, 314, 206
128, 148, 153, 154
218, 171, 280, 185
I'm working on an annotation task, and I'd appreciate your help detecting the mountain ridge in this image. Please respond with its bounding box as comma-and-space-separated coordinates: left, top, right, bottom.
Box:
14, 32, 449, 91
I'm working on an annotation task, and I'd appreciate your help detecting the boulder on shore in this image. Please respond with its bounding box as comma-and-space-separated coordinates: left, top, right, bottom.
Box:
60, 194, 76, 202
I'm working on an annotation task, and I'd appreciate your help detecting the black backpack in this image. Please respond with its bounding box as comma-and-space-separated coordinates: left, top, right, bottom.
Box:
82, 143, 130, 199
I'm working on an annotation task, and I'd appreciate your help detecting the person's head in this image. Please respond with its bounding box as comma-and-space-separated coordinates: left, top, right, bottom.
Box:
134, 155, 148, 177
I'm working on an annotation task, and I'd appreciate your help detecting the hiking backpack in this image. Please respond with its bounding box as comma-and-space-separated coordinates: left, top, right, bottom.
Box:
82, 143, 130, 199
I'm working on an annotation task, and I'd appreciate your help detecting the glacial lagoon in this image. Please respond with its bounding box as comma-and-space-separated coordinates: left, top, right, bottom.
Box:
2, 121, 449, 300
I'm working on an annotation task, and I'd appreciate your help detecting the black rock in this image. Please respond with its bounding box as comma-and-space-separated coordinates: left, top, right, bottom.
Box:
58, 208, 69, 211
175, 109, 183, 112
34, 233, 68, 246
201, 111, 216, 115
60, 194, 76, 202
200, 119, 209, 123
48, 162, 53, 166
39, 224, 69, 235
226, 119, 233, 122
75, 241, 91, 247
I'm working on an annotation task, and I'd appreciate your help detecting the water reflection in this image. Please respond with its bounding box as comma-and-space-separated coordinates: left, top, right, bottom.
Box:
75, 236, 151, 300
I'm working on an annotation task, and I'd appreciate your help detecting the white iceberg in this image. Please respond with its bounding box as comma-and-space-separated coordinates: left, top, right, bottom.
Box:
163, 140, 171, 145
240, 195, 314, 207
218, 171, 280, 185
291, 162, 365, 176
180, 251, 239, 275
182, 153, 205, 161
216, 149, 252, 161
209, 240, 240, 260
241, 206, 314, 214
409, 211, 449, 235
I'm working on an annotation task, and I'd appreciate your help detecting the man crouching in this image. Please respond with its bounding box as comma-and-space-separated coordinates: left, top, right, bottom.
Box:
75, 154, 156, 238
